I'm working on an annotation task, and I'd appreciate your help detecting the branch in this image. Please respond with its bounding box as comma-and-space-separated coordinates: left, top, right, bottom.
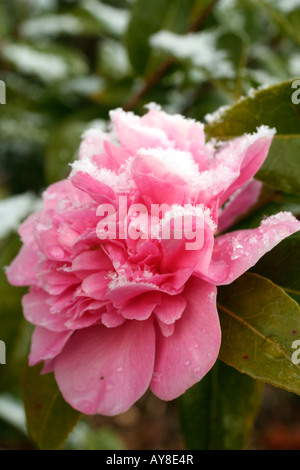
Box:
123, 0, 219, 112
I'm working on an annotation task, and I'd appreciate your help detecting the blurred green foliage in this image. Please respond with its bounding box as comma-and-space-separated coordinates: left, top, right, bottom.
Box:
0, 0, 300, 450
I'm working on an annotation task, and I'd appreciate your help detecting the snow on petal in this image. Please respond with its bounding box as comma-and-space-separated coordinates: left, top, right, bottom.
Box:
6, 102, 297, 417
216, 126, 276, 205
198, 212, 300, 285
110, 108, 172, 153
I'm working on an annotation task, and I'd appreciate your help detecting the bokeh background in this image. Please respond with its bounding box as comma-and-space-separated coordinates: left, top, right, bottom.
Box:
1, 0, 300, 450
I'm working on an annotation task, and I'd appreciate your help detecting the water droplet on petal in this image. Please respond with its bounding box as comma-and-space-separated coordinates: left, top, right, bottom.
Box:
105, 383, 114, 392
185, 360, 191, 366
48, 246, 64, 260
116, 367, 123, 373
152, 372, 162, 383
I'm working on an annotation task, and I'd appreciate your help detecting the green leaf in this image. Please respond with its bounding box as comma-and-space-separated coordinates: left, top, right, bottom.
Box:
251, 231, 300, 305
150, 29, 240, 83
97, 39, 132, 80
44, 115, 108, 184
215, 30, 249, 99
230, 190, 300, 232
126, 0, 197, 75
0, 234, 29, 392
2, 41, 89, 83
205, 80, 300, 195
44, 119, 88, 184
65, 422, 127, 450
214, 0, 269, 43
177, 360, 262, 450
22, 363, 81, 450
218, 273, 300, 395
80, 0, 129, 37
19, 10, 103, 38
262, 0, 300, 45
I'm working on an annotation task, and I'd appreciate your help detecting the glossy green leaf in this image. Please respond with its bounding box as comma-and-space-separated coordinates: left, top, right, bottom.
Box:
205, 80, 300, 195
44, 114, 109, 184
262, 0, 300, 45
0, 234, 29, 392
80, 0, 129, 37
22, 363, 81, 450
218, 273, 300, 395
126, 0, 200, 75
150, 29, 242, 84
2, 41, 89, 83
177, 360, 262, 450
19, 9, 109, 38
251, 231, 300, 305
215, 30, 249, 99
65, 422, 127, 450
44, 119, 89, 184
231, 190, 300, 232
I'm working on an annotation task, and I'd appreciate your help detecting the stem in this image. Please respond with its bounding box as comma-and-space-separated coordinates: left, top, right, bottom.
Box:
124, 57, 174, 111
123, 0, 220, 111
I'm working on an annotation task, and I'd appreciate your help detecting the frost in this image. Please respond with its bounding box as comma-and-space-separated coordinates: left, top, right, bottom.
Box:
0, 394, 27, 435
162, 204, 216, 232
289, 53, 300, 76
70, 155, 135, 194
20, 14, 83, 37
150, 29, 235, 79
204, 85, 277, 124
2, 44, 69, 82
100, 40, 131, 79
214, 0, 245, 30
260, 211, 296, 228
230, 236, 244, 260
107, 271, 157, 291
204, 105, 231, 124
81, 0, 130, 36
246, 125, 276, 144
59, 76, 105, 96
137, 146, 237, 199
137, 147, 199, 182
83, 119, 108, 133
25, 0, 57, 13
0, 193, 42, 239
264, 0, 300, 13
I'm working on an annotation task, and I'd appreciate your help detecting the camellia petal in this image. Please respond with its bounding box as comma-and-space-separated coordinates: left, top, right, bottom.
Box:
6, 103, 300, 417
218, 179, 263, 233
150, 277, 221, 401
197, 212, 300, 285
54, 319, 156, 416
29, 326, 73, 366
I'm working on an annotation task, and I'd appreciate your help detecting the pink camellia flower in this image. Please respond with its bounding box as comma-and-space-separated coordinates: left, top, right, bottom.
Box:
7, 104, 300, 416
